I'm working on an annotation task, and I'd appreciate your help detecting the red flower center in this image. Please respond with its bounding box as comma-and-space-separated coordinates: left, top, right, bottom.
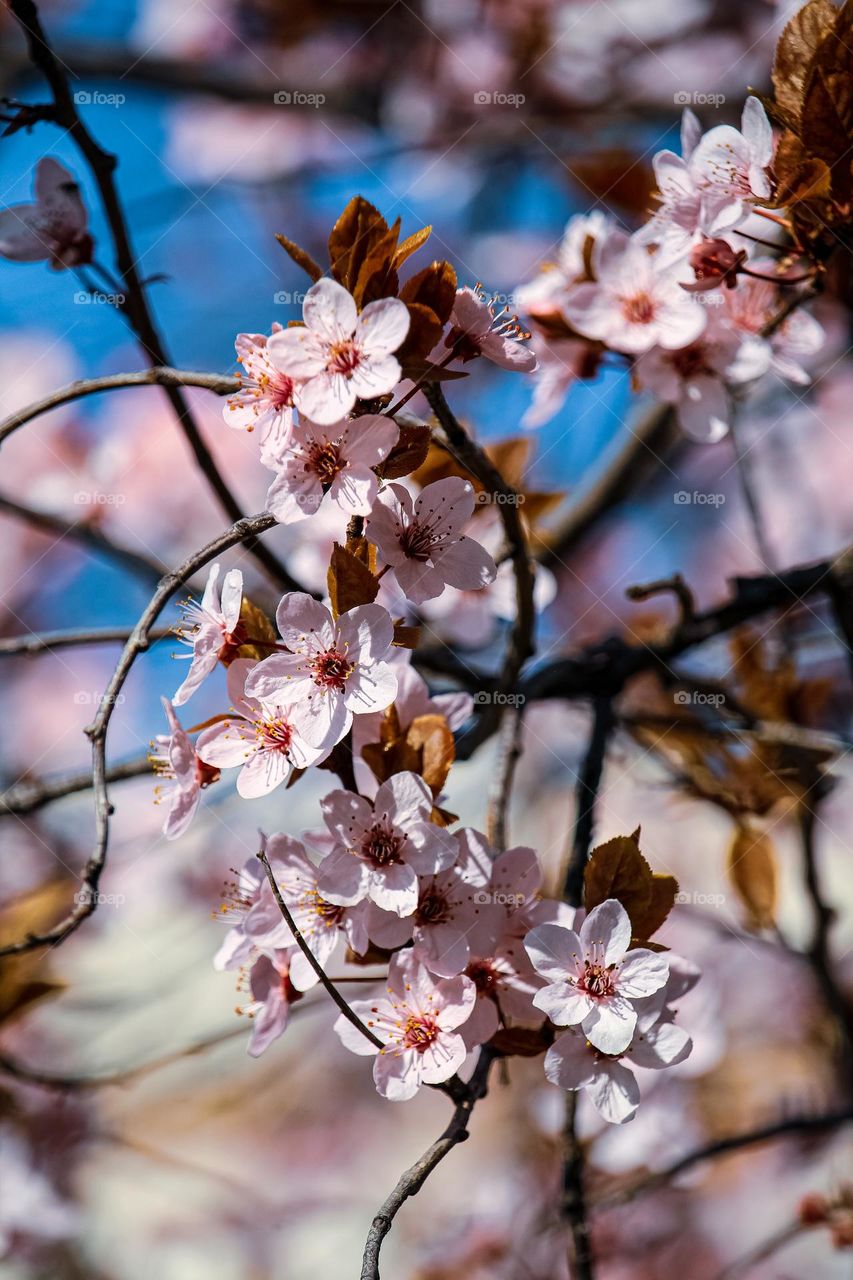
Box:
579, 962, 616, 998
401, 1014, 440, 1052
306, 440, 344, 484
310, 648, 354, 691
621, 292, 656, 325
256, 717, 294, 753
362, 822, 403, 866
328, 340, 361, 376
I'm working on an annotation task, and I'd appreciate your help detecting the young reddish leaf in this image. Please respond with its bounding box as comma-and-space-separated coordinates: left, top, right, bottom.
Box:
407, 712, 455, 794
274, 234, 323, 283
327, 541, 380, 617
772, 0, 838, 126
728, 824, 778, 930
393, 224, 432, 268
392, 623, 421, 649
396, 301, 445, 363
489, 1024, 553, 1057
584, 833, 653, 929
378, 423, 432, 480
400, 260, 458, 325
631, 873, 679, 942
230, 596, 278, 664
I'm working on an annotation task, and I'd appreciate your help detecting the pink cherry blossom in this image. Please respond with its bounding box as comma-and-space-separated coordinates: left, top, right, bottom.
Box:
150, 697, 220, 839
223, 327, 297, 469
265, 414, 398, 525
366, 477, 496, 605
309, 772, 457, 916
691, 96, 774, 204
633, 319, 751, 443
0, 158, 92, 270
443, 285, 538, 371
543, 1003, 693, 1124
244, 949, 302, 1058
172, 562, 244, 706
367, 855, 502, 977
521, 333, 600, 429
333, 950, 476, 1100
723, 268, 824, 385
461, 830, 573, 941
196, 659, 328, 797
267, 277, 409, 425
525, 901, 669, 1054
564, 231, 707, 355
233, 833, 370, 989
244, 594, 398, 750
461, 936, 545, 1049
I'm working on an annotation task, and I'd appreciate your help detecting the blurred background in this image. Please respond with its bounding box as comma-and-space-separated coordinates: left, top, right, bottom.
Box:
0, 0, 851, 1276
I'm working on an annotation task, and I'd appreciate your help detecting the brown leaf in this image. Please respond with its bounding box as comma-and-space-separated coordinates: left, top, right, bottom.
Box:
327, 541, 379, 617
400, 260, 457, 325
772, 134, 833, 205
584, 833, 653, 930
396, 301, 445, 364
407, 712, 455, 794
393, 224, 432, 268
274, 233, 323, 282
631, 873, 679, 942
0, 881, 68, 1028
231, 596, 278, 664
727, 823, 778, 930
392, 622, 421, 649
772, 0, 838, 126
328, 197, 401, 303
378, 424, 432, 480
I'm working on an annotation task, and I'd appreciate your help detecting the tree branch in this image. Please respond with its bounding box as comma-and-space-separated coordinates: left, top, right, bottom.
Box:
0, 755, 151, 817
360, 1047, 496, 1280
6, 0, 298, 594
0, 368, 239, 449
0, 511, 277, 957
563, 695, 615, 907
593, 1107, 853, 1209
0, 625, 172, 658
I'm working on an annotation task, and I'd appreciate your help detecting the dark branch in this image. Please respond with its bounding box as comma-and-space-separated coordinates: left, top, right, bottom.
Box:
0, 755, 151, 817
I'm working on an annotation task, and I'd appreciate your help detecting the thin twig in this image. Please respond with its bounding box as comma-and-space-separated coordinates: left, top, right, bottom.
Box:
799, 801, 853, 1085
0, 626, 172, 657
563, 696, 615, 907
562, 1092, 594, 1280
593, 1106, 853, 1208
486, 703, 525, 851
0, 755, 151, 817
360, 1048, 496, 1280
0, 492, 167, 585
0, 368, 239, 449
423, 382, 536, 734
6, 0, 298, 593
256, 847, 384, 1051
0, 511, 277, 957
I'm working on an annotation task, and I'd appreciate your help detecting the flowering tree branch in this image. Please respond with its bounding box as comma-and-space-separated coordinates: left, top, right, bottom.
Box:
0, 755, 151, 817
0, 626, 173, 658
0, 511, 276, 957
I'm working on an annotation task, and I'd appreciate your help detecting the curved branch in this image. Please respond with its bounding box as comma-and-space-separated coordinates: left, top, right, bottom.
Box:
0, 368, 239, 449
0, 755, 151, 817
360, 1048, 495, 1280
256, 847, 384, 1051
0, 511, 276, 957
593, 1107, 853, 1209
6, 0, 298, 594
0, 492, 167, 585
423, 383, 536, 733
0, 626, 172, 658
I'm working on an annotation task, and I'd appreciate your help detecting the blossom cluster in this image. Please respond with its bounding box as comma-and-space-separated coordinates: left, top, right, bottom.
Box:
517, 98, 824, 441
134, 208, 702, 1122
